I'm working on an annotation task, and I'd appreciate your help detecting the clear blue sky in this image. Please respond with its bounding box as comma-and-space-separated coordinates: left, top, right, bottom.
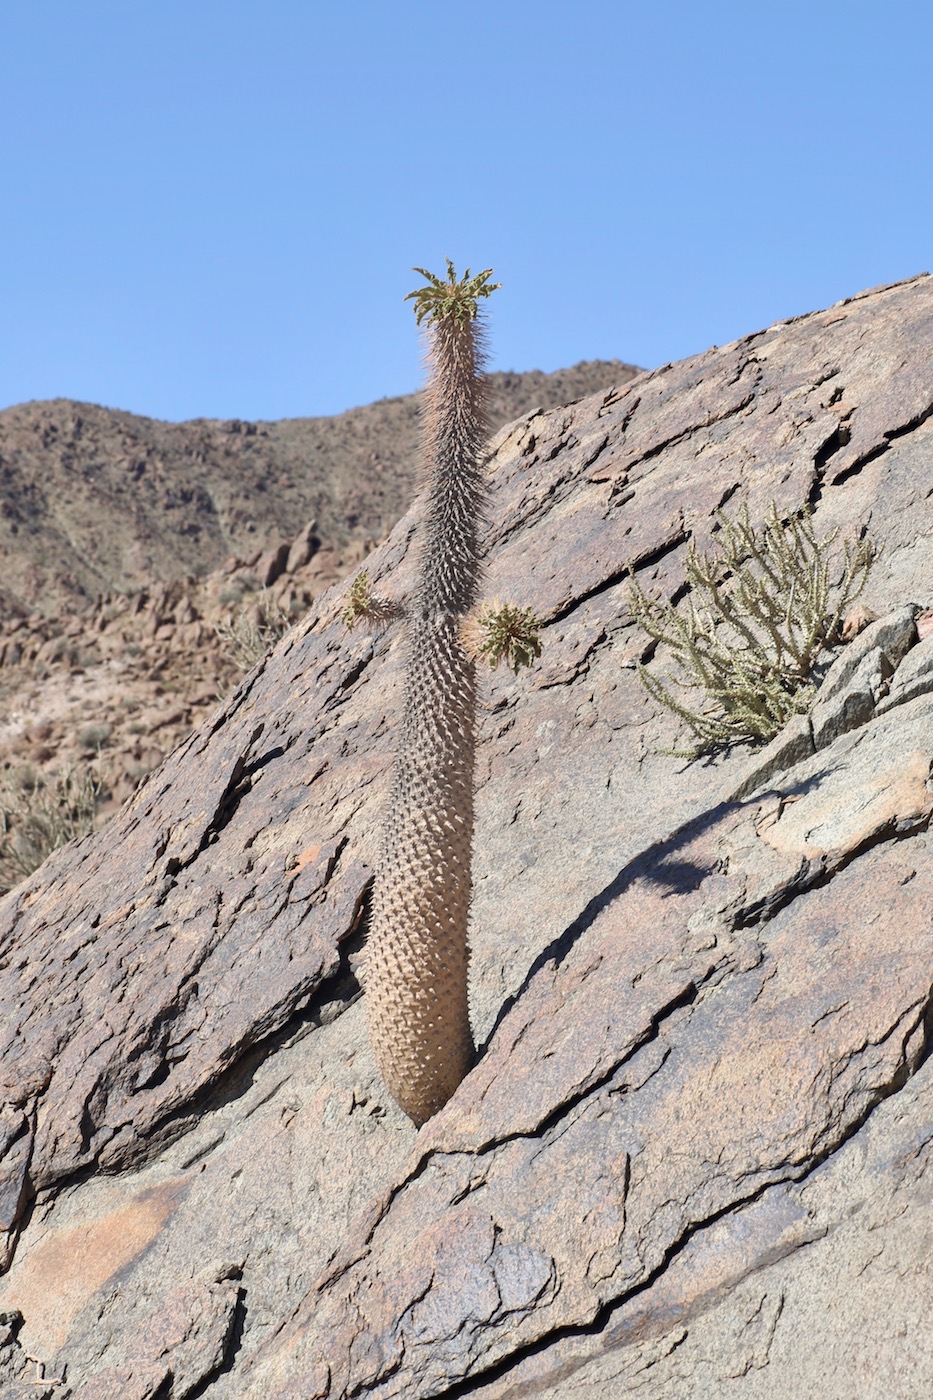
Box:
2, 1, 931, 423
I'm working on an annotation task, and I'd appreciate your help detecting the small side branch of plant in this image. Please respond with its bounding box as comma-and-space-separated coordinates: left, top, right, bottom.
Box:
628, 501, 876, 754
342, 573, 541, 676
462, 601, 542, 674
340, 571, 406, 632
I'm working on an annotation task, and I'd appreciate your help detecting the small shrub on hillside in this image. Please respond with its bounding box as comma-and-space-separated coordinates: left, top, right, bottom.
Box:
0, 761, 106, 893
629, 501, 876, 754
78, 722, 113, 752
218, 573, 262, 608
46, 636, 88, 667
214, 589, 295, 672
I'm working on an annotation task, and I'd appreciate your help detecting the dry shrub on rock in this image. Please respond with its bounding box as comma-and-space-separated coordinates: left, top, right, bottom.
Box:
630, 501, 876, 752
214, 589, 295, 672
0, 760, 106, 893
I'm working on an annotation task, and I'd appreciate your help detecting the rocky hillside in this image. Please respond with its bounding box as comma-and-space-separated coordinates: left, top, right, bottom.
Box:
1, 277, 932, 1397
0, 522, 369, 876
0, 361, 638, 618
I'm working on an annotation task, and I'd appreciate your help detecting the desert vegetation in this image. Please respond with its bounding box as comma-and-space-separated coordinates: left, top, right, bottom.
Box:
214, 588, 296, 671
345, 263, 540, 1124
629, 501, 876, 752
0, 760, 105, 894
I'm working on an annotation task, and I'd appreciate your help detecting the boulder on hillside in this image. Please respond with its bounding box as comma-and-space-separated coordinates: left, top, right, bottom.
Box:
0, 277, 932, 1398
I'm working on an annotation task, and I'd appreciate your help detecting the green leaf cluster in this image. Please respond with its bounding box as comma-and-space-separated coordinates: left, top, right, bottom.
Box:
340, 570, 375, 632
340, 569, 403, 632
470, 601, 542, 674
406, 259, 501, 327
629, 501, 876, 753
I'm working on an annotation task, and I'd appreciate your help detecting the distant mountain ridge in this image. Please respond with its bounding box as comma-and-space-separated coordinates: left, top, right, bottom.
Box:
0, 360, 640, 618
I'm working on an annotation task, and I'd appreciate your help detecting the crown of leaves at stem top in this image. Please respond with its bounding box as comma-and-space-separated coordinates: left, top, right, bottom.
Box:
405, 259, 501, 326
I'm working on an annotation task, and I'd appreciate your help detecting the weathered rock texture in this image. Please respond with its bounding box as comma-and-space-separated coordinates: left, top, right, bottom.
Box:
1, 276, 932, 1397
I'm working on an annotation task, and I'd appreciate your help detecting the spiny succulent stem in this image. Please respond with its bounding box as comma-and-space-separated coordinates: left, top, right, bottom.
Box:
341, 570, 405, 631
365, 264, 499, 1126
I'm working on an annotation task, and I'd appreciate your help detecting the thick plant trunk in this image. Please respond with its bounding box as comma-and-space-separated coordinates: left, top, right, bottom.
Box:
365, 293, 490, 1125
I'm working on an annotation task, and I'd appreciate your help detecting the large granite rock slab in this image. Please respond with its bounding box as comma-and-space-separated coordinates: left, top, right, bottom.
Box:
0, 275, 932, 1397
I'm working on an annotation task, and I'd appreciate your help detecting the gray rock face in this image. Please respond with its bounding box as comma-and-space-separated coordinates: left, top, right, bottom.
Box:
1, 274, 932, 1397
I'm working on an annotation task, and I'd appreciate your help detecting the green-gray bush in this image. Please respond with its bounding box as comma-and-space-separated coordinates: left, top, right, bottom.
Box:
629, 501, 875, 753
78, 722, 113, 752
214, 589, 294, 671
0, 761, 105, 893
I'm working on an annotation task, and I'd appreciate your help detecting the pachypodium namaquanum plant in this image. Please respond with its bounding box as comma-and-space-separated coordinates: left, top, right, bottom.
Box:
343, 261, 541, 1126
